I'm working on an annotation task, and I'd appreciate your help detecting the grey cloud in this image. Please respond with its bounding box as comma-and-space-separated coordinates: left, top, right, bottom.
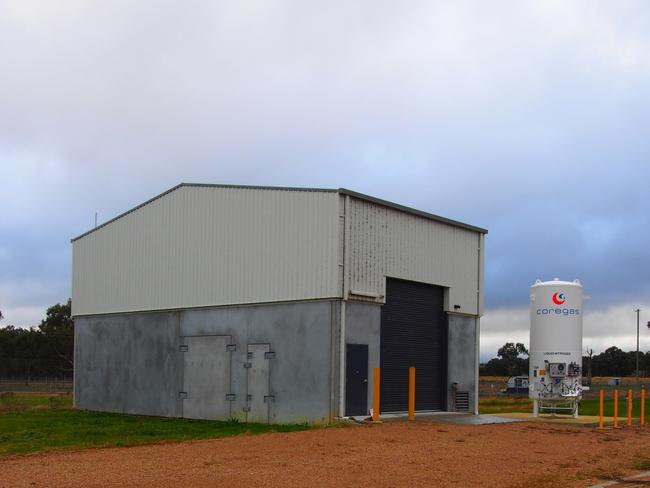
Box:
1, 1, 649, 332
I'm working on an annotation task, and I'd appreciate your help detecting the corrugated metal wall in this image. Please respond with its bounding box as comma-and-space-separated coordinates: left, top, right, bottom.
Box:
73, 185, 484, 317
345, 196, 482, 314
72, 186, 341, 316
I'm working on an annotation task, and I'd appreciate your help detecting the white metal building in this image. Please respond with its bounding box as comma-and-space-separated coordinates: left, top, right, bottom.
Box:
72, 184, 486, 423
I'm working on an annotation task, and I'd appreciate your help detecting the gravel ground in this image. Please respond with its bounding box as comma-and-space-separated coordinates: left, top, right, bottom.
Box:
1, 422, 649, 488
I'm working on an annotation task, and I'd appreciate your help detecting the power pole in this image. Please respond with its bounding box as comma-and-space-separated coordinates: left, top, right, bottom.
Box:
635, 308, 641, 383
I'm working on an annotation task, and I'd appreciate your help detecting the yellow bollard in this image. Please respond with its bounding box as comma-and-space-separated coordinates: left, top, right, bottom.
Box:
628, 389, 633, 427
408, 367, 416, 421
372, 368, 380, 422
614, 389, 619, 428
599, 389, 604, 430
642, 386, 646, 426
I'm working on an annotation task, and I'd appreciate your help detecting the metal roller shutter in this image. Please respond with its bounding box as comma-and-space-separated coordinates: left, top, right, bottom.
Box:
380, 278, 446, 412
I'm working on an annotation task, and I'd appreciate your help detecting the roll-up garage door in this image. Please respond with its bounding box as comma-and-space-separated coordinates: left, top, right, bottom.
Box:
380, 278, 446, 412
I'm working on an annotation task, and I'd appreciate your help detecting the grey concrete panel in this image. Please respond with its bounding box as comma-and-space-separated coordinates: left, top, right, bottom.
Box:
344, 302, 381, 416
182, 336, 231, 420
74, 301, 477, 423
330, 301, 341, 418
74, 311, 182, 417
446, 313, 477, 412
246, 344, 270, 423
179, 300, 335, 424
73, 300, 352, 424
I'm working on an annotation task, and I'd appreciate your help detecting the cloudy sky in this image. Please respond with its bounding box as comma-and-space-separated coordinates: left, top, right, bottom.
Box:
1, 1, 649, 360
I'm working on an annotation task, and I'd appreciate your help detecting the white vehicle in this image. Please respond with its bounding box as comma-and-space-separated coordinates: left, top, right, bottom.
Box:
504, 376, 529, 394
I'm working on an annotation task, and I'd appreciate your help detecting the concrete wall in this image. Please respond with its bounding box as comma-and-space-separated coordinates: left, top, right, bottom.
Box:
344, 301, 381, 415
74, 311, 183, 417
446, 313, 478, 413
180, 300, 336, 424
74, 299, 479, 422
75, 300, 338, 424
343, 302, 480, 416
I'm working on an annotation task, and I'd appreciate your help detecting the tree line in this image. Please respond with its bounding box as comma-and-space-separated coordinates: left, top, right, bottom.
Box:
0, 301, 73, 379
480, 341, 650, 377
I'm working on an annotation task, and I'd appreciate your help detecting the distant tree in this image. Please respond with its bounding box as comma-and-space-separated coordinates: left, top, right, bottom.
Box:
0, 324, 46, 379
0, 300, 74, 379
591, 346, 635, 377
483, 344, 649, 378
481, 357, 505, 376
38, 300, 74, 370
642, 350, 650, 376
480, 342, 529, 376
498, 343, 528, 362
496, 342, 529, 376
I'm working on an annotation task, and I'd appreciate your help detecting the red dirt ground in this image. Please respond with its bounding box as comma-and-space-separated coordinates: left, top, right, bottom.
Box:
1, 422, 649, 488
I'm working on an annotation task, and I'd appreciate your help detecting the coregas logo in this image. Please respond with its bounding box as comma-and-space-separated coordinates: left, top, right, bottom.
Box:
536, 291, 579, 316
537, 307, 579, 316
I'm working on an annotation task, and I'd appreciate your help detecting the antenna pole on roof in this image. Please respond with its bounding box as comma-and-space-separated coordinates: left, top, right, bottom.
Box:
94, 212, 98, 229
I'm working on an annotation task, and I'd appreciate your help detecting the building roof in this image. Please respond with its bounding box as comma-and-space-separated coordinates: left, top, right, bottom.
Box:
71, 183, 488, 242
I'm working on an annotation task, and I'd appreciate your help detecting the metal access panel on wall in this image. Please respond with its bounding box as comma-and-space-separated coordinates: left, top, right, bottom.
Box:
182, 335, 232, 420
380, 278, 446, 412
246, 343, 272, 423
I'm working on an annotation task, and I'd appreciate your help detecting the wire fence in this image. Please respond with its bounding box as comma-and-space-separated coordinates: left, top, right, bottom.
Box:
0, 358, 73, 392
479, 375, 650, 400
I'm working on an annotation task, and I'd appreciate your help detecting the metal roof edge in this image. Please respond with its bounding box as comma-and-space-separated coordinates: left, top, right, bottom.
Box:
179, 182, 338, 193
71, 182, 487, 242
70, 183, 185, 242
337, 188, 488, 234
70, 183, 338, 242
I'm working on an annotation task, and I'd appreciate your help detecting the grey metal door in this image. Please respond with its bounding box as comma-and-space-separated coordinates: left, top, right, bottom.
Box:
346, 344, 369, 416
246, 343, 271, 423
182, 335, 231, 420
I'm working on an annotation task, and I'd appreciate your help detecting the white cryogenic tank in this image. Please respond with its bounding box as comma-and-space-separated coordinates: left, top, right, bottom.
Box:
529, 278, 583, 417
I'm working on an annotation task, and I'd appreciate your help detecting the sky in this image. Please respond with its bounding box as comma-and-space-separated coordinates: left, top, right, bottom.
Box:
1, 1, 649, 361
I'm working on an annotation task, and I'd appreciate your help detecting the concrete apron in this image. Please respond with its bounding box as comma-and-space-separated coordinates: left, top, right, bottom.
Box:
489, 412, 640, 427
351, 412, 522, 425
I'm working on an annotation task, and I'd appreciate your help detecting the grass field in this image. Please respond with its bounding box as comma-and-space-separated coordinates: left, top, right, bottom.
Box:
479, 376, 650, 417
2, 383, 647, 458
0, 393, 311, 456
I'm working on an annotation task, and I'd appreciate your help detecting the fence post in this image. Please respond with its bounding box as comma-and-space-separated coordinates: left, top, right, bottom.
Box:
628, 389, 633, 427
614, 389, 619, 428
641, 385, 646, 426
599, 389, 604, 430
